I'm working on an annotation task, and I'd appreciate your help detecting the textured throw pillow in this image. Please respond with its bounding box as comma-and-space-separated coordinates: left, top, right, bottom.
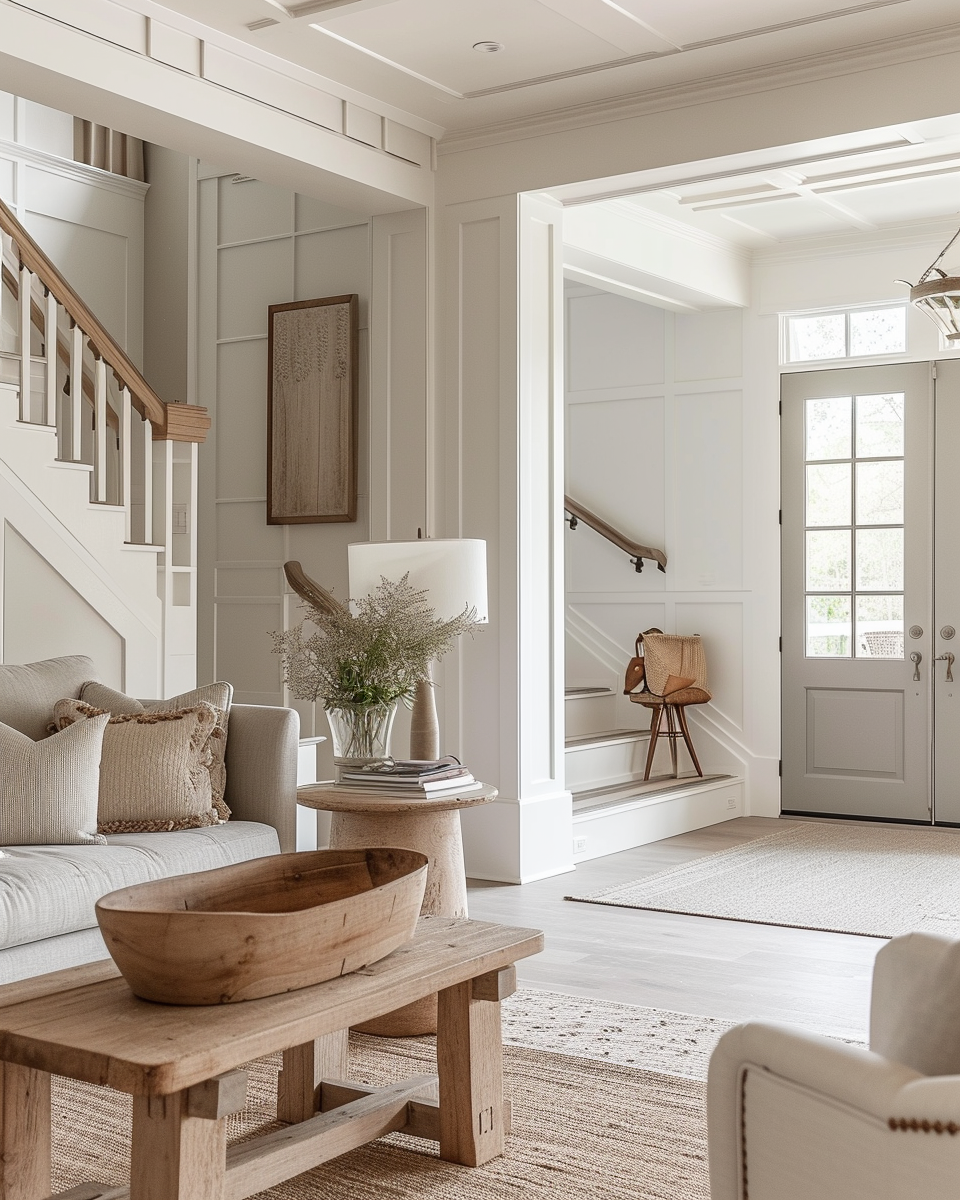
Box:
0, 655, 97, 741
79, 682, 232, 821
54, 700, 219, 834
0, 715, 108, 844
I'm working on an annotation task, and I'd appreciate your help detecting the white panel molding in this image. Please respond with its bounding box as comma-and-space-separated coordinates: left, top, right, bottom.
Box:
0, 137, 148, 200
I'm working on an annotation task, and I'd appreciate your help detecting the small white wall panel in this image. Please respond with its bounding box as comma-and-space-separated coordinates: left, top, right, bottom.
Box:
675, 309, 743, 381
202, 44, 343, 134
22, 101, 73, 159
295, 194, 364, 232
294, 224, 369, 316
344, 104, 382, 149
218, 179, 293, 245
383, 121, 432, 168
215, 567, 282, 597
0, 92, 15, 141
18, 0, 147, 52
147, 20, 201, 76
217, 240, 293, 339
215, 501, 284, 562
215, 601, 284, 700
216, 340, 269, 494
567, 293, 665, 391
675, 601, 745, 730
673, 390, 743, 591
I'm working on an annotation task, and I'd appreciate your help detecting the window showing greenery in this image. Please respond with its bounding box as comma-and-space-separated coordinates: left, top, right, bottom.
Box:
784, 305, 906, 364
804, 393, 905, 659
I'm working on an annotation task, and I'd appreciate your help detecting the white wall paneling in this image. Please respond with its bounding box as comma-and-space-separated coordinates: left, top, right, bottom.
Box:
442, 192, 571, 884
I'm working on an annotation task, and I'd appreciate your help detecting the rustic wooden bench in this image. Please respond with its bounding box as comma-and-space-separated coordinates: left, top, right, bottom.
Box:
0, 915, 543, 1200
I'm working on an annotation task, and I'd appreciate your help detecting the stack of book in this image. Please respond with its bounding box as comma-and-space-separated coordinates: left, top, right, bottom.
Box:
338, 756, 478, 797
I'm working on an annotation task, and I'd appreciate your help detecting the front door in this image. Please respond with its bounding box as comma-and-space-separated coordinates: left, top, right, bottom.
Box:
781, 362, 933, 822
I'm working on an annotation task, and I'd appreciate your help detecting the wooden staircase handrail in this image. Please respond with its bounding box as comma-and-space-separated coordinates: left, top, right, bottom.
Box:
564, 494, 667, 573
0, 196, 209, 443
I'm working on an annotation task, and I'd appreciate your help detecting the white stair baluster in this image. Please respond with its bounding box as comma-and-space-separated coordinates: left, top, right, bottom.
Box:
120, 384, 132, 542
44, 288, 57, 427
69, 321, 83, 461
142, 412, 154, 544
93, 354, 107, 502
18, 262, 31, 422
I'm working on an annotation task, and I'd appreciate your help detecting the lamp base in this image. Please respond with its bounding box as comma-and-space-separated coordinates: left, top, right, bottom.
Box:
409, 665, 439, 760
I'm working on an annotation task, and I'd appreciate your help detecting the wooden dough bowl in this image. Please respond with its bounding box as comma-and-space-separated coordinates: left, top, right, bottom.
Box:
95, 848, 428, 1005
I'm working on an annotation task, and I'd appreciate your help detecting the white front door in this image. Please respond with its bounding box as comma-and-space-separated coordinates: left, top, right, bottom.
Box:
781, 362, 933, 822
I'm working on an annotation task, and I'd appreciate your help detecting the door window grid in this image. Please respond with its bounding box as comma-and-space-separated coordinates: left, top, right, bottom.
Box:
783, 305, 907, 365
804, 393, 905, 658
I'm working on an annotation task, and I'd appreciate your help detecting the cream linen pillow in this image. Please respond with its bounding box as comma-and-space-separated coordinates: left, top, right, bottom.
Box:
0, 715, 108, 844
79, 682, 232, 821
55, 700, 219, 834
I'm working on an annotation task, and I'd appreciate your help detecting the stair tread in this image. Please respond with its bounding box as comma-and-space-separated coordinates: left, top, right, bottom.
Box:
573, 773, 734, 814
564, 686, 614, 697
565, 727, 648, 748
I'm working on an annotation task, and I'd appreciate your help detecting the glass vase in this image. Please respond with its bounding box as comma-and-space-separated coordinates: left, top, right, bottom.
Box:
324, 701, 398, 776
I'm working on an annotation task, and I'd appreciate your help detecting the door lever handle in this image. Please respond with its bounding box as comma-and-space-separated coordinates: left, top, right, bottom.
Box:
936, 652, 955, 683
910, 651, 922, 681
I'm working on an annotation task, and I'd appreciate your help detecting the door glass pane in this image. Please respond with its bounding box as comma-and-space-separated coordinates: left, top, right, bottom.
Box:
856, 393, 904, 458
856, 528, 904, 591
806, 396, 851, 460
856, 460, 903, 524
807, 463, 851, 526
850, 308, 906, 357
806, 530, 851, 590
789, 314, 846, 362
806, 595, 851, 657
856, 595, 904, 658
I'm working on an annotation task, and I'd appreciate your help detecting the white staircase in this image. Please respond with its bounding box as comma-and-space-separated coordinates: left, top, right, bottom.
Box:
565, 682, 745, 863
0, 199, 209, 694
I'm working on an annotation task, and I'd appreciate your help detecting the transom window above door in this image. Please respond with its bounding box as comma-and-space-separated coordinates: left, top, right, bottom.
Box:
804, 392, 904, 659
783, 305, 907, 365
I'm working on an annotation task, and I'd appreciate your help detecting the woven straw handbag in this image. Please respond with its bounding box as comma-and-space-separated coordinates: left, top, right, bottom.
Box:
632, 629, 711, 701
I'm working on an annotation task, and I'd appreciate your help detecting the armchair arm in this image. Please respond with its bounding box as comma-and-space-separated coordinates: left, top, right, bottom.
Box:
708, 1023, 923, 1200
224, 704, 299, 852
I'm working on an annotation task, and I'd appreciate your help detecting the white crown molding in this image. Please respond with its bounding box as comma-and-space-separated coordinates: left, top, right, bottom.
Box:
0, 137, 149, 199
754, 214, 960, 264
600, 198, 751, 260
438, 23, 960, 155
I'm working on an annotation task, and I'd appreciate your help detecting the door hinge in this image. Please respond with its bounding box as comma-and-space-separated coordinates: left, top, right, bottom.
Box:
778, 760, 782, 777
778, 509, 782, 525
932, 362, 938, 380
779, 636, 782, 652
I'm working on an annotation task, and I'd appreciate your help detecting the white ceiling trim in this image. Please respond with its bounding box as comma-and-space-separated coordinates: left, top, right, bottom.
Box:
438, 22, 960, 153
754, 215, 960, 264
604, 197, 751, 259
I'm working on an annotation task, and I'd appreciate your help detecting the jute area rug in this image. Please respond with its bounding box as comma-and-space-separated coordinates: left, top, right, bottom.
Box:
566, 821, 960, 939
50, 989, 712, 1200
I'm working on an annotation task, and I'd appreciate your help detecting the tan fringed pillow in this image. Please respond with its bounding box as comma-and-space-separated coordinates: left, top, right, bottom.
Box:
79, 682, 232, 821
54, 700, 219, 834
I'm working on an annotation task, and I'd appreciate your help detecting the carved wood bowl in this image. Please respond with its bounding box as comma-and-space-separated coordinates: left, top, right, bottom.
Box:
95, 848, 428, 1005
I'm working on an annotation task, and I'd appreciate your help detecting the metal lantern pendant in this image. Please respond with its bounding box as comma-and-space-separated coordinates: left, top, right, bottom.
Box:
908, 226, 960, 341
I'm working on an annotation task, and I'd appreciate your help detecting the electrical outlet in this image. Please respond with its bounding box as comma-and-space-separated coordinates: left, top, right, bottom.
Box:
573, 836, 588, 854
726, 794, 738, 810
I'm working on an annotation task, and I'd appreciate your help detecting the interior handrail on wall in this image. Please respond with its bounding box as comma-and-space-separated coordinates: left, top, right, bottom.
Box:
0, 196, 208, 443
564, 494, 667, 573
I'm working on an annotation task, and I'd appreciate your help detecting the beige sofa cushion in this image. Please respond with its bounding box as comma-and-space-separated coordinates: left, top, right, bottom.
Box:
870, 931, 960, 1075
0, 715, 108, 844
80, 681, 232, 820
0, 656, 97, 741
55, 700, 219, 834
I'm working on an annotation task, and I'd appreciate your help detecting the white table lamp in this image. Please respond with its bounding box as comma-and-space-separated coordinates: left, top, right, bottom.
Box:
348, 539, 488, 759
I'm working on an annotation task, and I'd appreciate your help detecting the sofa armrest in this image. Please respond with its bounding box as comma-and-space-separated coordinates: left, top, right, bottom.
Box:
223, 704, 299, 853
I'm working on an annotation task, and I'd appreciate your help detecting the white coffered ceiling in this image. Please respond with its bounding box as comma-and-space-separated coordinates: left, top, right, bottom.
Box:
150, 0, 959, 134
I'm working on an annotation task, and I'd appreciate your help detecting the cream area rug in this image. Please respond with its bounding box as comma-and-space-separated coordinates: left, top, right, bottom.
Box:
566, 822, 960, 938
50, 996, 711, 1200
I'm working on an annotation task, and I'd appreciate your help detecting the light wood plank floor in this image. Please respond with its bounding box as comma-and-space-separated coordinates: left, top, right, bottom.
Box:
466, 816, 881, 1040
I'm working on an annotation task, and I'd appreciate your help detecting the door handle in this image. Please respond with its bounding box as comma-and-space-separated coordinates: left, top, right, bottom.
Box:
936, 652, 955, 683
910, 651, 922, 681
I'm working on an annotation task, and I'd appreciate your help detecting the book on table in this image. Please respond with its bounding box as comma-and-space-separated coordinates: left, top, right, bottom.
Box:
339, 757, 476, 794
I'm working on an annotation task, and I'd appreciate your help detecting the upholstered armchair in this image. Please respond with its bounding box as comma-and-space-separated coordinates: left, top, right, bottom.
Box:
708, 931, 960, 1199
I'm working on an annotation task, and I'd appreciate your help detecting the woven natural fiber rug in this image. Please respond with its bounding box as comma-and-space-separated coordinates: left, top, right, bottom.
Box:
566, 821, 960, 938
49, 1021, 709, 1200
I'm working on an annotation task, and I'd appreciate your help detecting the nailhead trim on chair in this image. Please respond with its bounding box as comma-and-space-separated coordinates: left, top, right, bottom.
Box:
889, 1117, 960, 1134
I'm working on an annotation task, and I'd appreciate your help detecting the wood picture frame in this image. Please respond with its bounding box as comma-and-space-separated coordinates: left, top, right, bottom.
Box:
267, 293, 359, 524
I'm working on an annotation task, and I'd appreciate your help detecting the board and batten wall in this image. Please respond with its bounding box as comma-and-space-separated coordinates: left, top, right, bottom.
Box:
564, 289, 778, 812
196, 171, 429, 781
0, 91, 153, 690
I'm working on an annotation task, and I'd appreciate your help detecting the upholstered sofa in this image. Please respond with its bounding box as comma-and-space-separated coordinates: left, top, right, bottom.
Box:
0, 655, 298, 983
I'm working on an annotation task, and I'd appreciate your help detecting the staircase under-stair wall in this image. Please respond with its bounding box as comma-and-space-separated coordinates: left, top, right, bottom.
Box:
0, 198, 208, 693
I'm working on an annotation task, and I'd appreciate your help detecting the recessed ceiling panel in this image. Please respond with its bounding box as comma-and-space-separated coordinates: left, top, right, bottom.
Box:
829, 173, 960, 225
316, 0, 665, 92
716, 197, 852, 240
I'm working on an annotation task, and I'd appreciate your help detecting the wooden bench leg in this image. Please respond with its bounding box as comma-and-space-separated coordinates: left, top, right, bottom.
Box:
437, 976, 507, 1167
0, 1062, 51, 1200
277, 1031, 349, 1124
130, 1091, 226, 1200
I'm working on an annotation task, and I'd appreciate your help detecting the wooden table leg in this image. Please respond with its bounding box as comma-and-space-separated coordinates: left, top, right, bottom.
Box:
0, 1062, 51, 1199
277, 1031, 348, 1124
131, 1091, 226, 1200
436, 975, 508, 1167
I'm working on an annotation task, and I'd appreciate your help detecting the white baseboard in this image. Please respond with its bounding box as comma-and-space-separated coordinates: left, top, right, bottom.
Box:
462, 788, 574, 884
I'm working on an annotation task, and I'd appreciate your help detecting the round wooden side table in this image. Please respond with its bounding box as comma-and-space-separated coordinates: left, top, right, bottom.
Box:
296, 781, 497, 1037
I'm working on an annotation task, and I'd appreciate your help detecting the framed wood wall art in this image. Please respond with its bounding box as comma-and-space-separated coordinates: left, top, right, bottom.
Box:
267, 294, 359, 524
